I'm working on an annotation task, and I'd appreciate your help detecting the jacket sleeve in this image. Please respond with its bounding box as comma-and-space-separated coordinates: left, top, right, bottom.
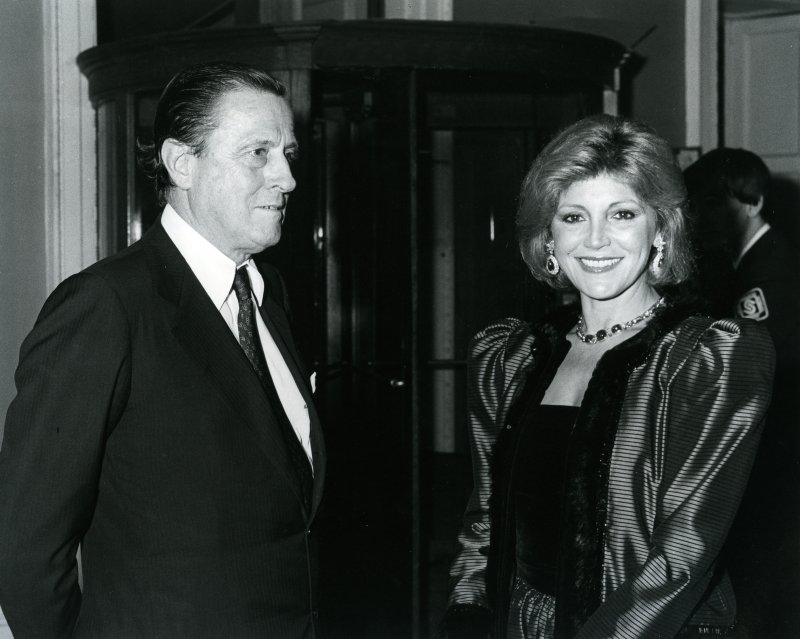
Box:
444, 319, 528, 621
577, 318, 775, 638
0, 271, 131, 638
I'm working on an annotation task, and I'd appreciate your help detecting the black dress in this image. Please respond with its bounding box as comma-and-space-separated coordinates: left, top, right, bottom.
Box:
506, 401, 578, 639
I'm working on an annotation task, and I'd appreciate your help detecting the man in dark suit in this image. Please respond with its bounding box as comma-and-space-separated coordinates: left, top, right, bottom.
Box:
0, 61, 325, 638
685, 148, 800, 347
685, 148, 800, 638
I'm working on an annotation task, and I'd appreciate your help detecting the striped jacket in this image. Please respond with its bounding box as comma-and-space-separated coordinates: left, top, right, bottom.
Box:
446, 302, 775, 638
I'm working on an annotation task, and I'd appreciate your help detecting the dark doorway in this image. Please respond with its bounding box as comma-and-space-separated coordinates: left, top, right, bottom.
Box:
312, 70, 593, 638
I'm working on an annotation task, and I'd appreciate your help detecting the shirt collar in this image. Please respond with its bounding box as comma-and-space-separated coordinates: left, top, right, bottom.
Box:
160, 204, 264, 308
734, 222, 770, 269
244, 260, 265, 306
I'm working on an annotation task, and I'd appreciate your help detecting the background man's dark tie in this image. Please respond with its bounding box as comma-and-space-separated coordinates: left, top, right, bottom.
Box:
232, 266, 313, 508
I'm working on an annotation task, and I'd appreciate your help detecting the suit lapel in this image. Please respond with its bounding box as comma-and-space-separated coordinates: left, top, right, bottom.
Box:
259, 275, 326, 518
145, 225, 306, 508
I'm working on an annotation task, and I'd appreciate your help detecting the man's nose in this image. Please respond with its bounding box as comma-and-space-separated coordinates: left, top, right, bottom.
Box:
267, 155, 296, 193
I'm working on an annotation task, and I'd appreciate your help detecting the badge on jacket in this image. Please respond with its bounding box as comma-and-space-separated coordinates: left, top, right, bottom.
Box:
736, 287, 769, 321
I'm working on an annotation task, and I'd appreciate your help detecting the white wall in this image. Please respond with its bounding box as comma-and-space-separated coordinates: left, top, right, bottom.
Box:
0, 0, 49, 611
0, 0, 48, 434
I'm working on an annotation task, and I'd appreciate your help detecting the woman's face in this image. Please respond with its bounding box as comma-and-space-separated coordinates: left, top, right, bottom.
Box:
550, 173, 659, 302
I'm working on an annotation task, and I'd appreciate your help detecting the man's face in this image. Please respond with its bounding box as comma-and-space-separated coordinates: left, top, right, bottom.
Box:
185, 88, 297, 263
695, 191, 743, 256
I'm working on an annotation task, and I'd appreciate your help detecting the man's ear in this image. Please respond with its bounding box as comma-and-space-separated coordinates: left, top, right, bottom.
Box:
160, 139, 193, 191
750, 195, 765, 218
741, 195, 764, 219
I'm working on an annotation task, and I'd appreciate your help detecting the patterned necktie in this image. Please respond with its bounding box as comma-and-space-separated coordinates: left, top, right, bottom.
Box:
232, 266, 313, 508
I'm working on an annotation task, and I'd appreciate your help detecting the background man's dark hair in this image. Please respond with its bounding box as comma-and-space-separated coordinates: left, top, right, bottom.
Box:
685, 147, 771, 208
138, 61, 287, 205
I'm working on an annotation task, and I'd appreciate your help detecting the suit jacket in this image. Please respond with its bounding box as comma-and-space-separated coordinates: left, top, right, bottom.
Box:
728, 230, 800, 637
445, 302, 774, 638
0, 222, 325, 638
734, 227, 800, 361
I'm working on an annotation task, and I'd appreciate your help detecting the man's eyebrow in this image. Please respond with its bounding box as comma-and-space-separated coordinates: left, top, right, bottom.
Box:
238, 138, 299, 152
240, 137, 276, 148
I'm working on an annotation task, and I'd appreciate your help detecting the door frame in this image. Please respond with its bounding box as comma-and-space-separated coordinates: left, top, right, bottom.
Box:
43, 0, 97, 290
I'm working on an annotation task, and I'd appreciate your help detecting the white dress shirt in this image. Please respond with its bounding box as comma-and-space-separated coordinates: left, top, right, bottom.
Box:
161, 204, 313, 467
733, 222, 770, 270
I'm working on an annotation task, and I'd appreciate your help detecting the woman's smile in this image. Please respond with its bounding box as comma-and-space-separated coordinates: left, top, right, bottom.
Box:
576, 256, 623, 273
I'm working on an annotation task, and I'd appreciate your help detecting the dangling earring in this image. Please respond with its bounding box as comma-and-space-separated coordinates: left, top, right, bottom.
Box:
651, 235, 666, 273
545, 239, 560, 275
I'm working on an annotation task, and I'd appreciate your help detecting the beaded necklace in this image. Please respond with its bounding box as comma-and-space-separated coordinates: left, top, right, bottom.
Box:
576, 297, 665, 345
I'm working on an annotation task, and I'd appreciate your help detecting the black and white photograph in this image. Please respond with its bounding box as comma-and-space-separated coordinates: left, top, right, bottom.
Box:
0, 1, 798, 638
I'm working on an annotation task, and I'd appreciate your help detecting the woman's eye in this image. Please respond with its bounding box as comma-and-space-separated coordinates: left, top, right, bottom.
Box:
561, 213, 582, 224
612, 209, 637, 220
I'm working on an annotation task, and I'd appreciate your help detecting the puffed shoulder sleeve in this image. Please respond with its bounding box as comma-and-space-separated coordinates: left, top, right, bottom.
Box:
578, 317, 775, 638
442, 319, 533, 629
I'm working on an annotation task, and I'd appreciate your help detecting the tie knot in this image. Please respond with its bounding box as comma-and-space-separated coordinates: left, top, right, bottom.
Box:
232, 267, 252, 303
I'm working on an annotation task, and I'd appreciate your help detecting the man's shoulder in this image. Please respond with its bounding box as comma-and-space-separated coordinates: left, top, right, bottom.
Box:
733, 229, 799, 327
745, 228, 798, 270
737, 229, 797, 292
80, 227, 167, 299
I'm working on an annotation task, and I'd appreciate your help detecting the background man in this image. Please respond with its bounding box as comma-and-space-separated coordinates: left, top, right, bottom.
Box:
685, 148, 799, 344
0, 61, 324, 638
685, 148, 800, 638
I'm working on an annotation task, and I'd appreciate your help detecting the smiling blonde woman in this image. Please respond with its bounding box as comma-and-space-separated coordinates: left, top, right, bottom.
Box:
440, 115, 776, 639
